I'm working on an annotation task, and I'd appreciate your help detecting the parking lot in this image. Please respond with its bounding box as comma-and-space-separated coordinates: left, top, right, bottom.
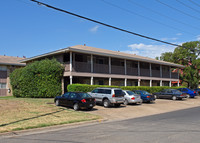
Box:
88, 97, 200, 121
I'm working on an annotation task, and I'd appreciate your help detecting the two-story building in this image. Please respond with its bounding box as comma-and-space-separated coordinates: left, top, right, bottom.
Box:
21, 45, 184, 93
0, 55, 26, 96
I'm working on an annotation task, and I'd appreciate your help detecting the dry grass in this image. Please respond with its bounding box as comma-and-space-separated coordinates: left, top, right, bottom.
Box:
0, 96, 100, 133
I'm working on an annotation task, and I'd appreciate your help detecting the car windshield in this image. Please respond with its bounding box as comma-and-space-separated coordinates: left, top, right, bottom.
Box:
78, 93, 92, 98
142, 91, 150, 95
126, 91, 136, 95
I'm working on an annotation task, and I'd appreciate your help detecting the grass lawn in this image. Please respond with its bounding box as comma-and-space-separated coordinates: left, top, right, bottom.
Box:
0, 96, 100, 133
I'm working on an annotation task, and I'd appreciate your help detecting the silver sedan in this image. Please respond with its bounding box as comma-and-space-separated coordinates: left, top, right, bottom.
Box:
123, 90, 142, 105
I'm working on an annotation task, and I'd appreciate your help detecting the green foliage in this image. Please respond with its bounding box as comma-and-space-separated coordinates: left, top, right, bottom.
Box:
157, 41, 200, 89
10, 59, 64, 98
67, 84, 185, 93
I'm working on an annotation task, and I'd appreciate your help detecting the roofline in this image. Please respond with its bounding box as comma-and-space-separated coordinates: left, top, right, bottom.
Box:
0, 63, 25, 66
21, 46, 185, 68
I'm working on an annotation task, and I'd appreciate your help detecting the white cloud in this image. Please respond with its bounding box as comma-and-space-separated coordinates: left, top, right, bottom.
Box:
161, 37, 178, 41
122, 43, 175, 58
176, 33, 182, 36
89, 25, 99, 33
197, 35, 200, 41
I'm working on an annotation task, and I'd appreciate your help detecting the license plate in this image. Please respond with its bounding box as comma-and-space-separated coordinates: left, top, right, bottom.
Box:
89, 104, 93, 107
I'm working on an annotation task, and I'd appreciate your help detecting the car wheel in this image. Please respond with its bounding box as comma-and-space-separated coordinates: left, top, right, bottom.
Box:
103, 99, 110, 108
172, 96, 177, 101
124, 99, 129, 105
55, 100, 60, 106
73, 103, 79, 111
114, 104, 121, 107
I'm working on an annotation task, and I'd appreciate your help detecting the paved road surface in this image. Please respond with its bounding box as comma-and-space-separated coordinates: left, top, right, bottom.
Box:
1, 107, 200, 143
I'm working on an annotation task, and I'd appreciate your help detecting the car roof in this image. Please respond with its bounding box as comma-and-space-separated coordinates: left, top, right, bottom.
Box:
96, 87, 122, 90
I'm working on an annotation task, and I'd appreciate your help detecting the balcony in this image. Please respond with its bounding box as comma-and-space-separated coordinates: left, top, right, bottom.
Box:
111, 65, 125, 75
162, 71, 170, 78
64, 62, 70, 72
127, 67, 138, 76
73, 61, 91, 73
152, 70, 160, 77
140, 68, 150, 77
94, 63, 109, 74
171, 72, 178, 79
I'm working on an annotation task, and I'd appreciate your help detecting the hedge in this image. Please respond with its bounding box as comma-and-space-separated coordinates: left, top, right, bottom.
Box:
67, 84, 186, 93
10, 59, 64, 98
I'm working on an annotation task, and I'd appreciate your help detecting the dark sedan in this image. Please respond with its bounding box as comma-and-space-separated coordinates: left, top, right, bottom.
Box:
153, 89, 187, 100
54, 92, 96, 111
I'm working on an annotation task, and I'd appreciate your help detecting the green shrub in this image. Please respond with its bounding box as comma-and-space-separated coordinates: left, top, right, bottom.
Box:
67, 84, 185, 93
10, 59, 64, 98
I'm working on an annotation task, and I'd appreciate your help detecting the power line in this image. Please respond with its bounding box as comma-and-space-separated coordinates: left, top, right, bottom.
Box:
156, 0, 200, 21
128, 0, 200, 31
188, 0, 200, 8
176, 0, 200, 14
29, 0, 184, 48
101, 0, 195, 36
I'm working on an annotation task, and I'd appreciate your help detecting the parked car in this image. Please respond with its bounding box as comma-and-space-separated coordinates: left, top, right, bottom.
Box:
153, 89, 187, 100
54, 92, 96, 111
178, 88, 197, 98
88, 88, 124, 108
194, 88, 200, 95
123, 90, 142, 105
133, 90, 155, 103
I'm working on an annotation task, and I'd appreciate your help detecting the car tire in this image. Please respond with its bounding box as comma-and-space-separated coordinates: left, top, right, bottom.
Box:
172, 96, 177, 101
73, 103, 79, 111
55, 100, 60, 106
124, 99, 129, 105
103, 99, 110, 108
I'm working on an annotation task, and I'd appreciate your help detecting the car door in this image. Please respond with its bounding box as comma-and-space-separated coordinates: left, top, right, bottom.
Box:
159, 90, 167, 99
166, 90, 173, 99
68, 93, 78, 107
60, 92, 71, 106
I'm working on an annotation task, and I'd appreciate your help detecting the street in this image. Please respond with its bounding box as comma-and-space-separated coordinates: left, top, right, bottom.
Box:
1, 106, 200, 143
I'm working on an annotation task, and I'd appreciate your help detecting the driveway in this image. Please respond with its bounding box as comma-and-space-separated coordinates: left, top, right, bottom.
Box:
88, 97, 200, 121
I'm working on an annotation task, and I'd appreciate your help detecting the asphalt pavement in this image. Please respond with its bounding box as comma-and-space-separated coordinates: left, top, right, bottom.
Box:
1, 106, 200, 143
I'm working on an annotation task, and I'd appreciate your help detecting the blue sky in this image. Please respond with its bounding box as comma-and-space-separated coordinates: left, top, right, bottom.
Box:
1, 0, 200, 58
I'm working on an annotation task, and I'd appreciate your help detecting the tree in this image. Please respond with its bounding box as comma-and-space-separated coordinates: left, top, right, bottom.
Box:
157, 41, 200, 88
10, 59, 64, 98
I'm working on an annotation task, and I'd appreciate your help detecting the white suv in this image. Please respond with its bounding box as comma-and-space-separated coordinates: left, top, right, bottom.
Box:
88, 88, 124, 108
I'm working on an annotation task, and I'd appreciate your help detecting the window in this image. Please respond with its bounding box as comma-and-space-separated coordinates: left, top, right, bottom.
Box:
63, 92, 70, 98
0, 83, 6, 89
114, 90, 124, 96
92, 89, 98, 93
69, 93, 77, 99
78, 93, 91, 98
0, 66, 7, 71
127, 91, 135, 95
104, 89, 111, 94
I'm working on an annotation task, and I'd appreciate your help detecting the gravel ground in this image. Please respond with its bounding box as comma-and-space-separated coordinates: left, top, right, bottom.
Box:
87, 96, 200, 121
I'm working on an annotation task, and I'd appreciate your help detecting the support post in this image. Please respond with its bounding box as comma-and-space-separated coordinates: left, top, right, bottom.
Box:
91, 54, 93, 73
91, 77, 93, 85
124, 59, 127, 75
138, 61, 140, 76
150, 63, 152, 77
125, 78, 127, 87
70, 52, 72, 72
160, 80, 162, 86
169, 81, 171, 87
138, 79, 141, 86
70, 76, 73, 85
62, 78, 64, 94
109, 77, 111, 86
150, 80, 152, 87
109, 57, 111, 74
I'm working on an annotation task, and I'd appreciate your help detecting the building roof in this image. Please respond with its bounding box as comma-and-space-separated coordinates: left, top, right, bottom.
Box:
0, 55, 26, 66
21, 45, 184, 68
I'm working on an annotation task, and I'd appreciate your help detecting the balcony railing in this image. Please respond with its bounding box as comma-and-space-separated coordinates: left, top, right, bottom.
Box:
162, 71, 170, 78
111, 65, 125, 75
73, 61, 91, 73
140, 68, 150, 77
171, 72, 178, 79
94, 63, 109, 74
127, 67, 138, 76
152, 70, 160, 77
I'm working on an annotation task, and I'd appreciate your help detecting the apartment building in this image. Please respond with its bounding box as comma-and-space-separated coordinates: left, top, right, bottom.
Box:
21, 45, 184, 93
0, 55, 25, 96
